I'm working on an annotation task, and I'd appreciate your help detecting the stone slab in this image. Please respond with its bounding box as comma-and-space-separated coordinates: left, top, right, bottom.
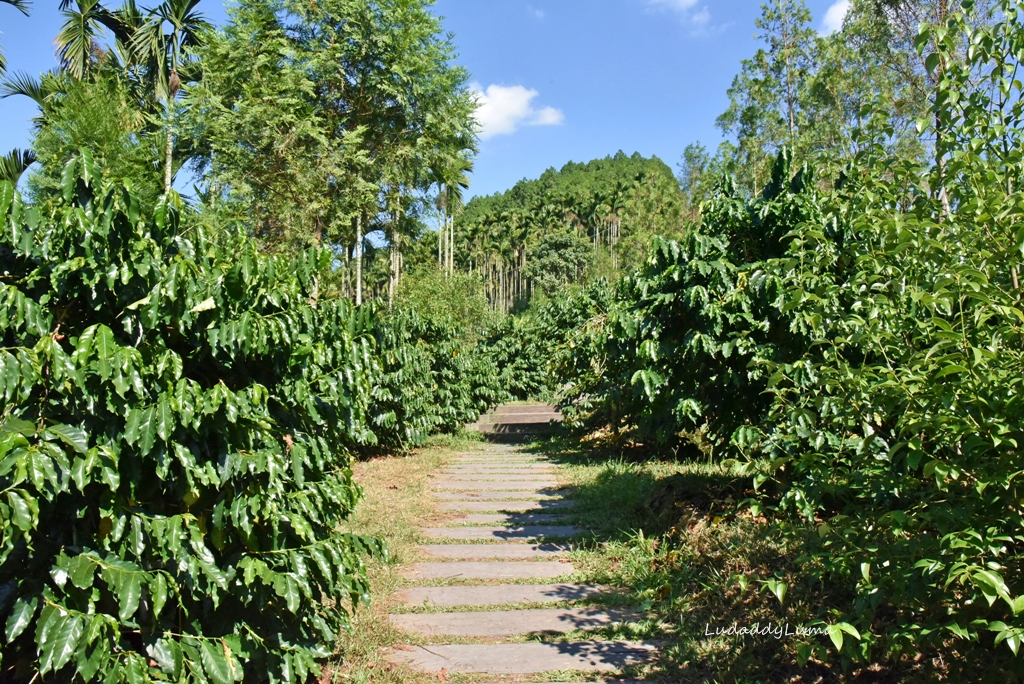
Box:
430, 481, 557, 491
387, 641, 656, 674
438, 466, 557, 473
452, 462, 557, 466
438, 500, 574, 512
418, 544, 571, 560
389, 607, 636, 637
395, 583, 604, 607
403, 561, 573, 580
434, 490, 568, 500
421, 526, 583, 541
434, 474, 559, 482
447, 513, 571, 525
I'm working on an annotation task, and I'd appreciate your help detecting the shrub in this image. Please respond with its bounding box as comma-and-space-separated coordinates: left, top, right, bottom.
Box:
0, 152, 381, 683
364, 307, 506, 451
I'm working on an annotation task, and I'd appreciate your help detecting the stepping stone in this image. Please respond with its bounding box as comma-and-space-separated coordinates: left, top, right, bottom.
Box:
421, 525, 583, 541
430, 481, 557, 491
436, 466, 557, 473
404, 561, 573, 580
419, 540, 573, 557
435, 490, 567, 500
434, 474, 558, 482
419, 544, 571, 560
389, 607, 637, 637
438, 500, 574, 512
447, 513, 570, 525
395, 583, 605, 607
387, 641, 656, 674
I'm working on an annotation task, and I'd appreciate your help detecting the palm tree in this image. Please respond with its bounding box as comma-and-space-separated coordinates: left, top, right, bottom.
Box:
0, 0, 31, 77
130, 0, 208, 194
430, 154, 472, 275
55, 0, 120, 80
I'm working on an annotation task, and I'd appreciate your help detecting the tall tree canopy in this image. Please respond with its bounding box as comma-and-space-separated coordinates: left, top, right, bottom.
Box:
187, 0, 477, 303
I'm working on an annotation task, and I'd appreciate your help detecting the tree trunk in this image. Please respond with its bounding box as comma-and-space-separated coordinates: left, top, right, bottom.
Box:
355, 214, 363, 306
164, 98, 174, 195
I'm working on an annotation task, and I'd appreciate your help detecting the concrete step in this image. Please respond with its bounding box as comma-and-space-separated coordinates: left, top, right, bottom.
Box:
487, 404, 560, 416
446, 513, 571, 525
438, 500, 574, 512
388, 641, 656, 675
395, 583, 605, 607
389, 607, 637, 637
430, 480, 559, 491
452, 456, 551, 462
421, 526, 583, 541
434, 490, 568, 500
434, 474, 559, 482
440, 468, 556, 474
468, 423, 561, 436
403, 561, 573, 581
474, 413, 563, 425
419, 544, 571, 560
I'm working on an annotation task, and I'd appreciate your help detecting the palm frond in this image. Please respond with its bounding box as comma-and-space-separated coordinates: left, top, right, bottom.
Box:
0, 70, 45, 105
56, 0, 113, 79
0, 148, 36, 185
0, 0, 31, 17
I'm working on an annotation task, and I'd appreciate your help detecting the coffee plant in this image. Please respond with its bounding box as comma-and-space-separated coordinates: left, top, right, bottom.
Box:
364, 307, 506, 451
0, 152, 384, 683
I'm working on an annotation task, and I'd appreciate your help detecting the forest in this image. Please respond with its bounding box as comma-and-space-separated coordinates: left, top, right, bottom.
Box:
0, 0, 1023, 681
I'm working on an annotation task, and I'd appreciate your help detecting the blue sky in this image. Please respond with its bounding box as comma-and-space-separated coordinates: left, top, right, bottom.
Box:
0, 0, 851, 199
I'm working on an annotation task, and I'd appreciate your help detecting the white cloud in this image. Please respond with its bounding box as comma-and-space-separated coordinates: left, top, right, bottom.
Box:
533, 106, 565, 126
648, 0, 698, 10
471, 84, 565, 140
646, 0, 711, 32
821, 0, 851, 35
527, 5, 545, 19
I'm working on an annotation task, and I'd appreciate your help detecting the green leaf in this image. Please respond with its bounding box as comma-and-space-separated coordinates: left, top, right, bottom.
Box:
4, 595, 38, 641
155, 399, 174, 442
39, 614, 83, 674
45, 423, 89, 454
148, 637, 183, 677
61, 157, 78, 203
829, 624, 844, 651
200, 639, 234, 684
93, 326, 116, 380
116, 573, 143, 621
6, 490, 36, 531
190, 297, 217, 313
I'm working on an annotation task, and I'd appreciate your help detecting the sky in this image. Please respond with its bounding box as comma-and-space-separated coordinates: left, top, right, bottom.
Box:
0, 0, 852, 199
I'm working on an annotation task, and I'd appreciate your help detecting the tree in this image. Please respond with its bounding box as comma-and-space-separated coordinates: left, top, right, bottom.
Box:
188, 0, 477, 306
54, 0, 120, 80
716, 0, 818, 194
523, 230, 594, 297
283, 0, 477, 303
130, 0, 209, 194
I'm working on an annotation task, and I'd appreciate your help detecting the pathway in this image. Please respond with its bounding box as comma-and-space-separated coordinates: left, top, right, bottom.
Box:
385, 421, 656, 682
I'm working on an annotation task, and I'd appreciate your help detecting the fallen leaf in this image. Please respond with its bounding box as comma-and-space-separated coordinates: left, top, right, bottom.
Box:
387, 485, 399, 490
437, 668, 449, 682
393, 645, 415, 651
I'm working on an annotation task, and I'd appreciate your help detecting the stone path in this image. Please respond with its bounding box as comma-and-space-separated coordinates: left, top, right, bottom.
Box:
386, 442, 655, 682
